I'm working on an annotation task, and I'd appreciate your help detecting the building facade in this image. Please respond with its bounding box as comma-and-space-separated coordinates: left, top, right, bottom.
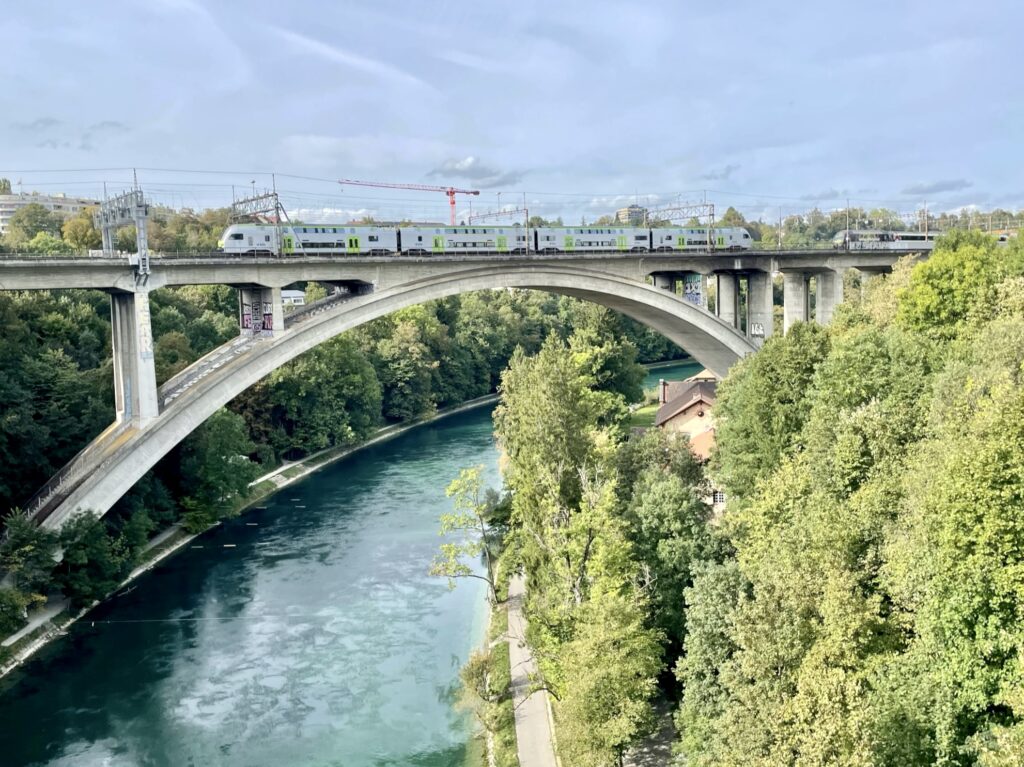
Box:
614, 204, 647, 225
0, 192, 99, 236
654, 369, 726, 511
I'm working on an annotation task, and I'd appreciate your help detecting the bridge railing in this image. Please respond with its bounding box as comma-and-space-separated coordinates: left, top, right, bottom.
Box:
22, 420, 135, 520
0, 244, 861, 263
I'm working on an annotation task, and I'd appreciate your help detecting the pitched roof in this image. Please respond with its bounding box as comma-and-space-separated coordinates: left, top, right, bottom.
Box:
654, 381, 717, 427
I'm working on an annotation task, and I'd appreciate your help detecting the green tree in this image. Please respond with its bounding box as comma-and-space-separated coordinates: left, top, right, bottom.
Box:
62, 208, 102, 251
267, 335, 382, 457
712, 322, 830, 505
0, 587, 28, 636
556, 588, 663, 767
4, 203, 62, 245
896, 233, 1013, 339
376, 320, 436, 421
0, 178, 11, 194
55, 513, 125, 608
626, 468, 720, 651
493, 335, 597, 539
23, 231, 73, 255
178, 409, 260, 532
430, 465, 499, 604
0, 510, 58, 594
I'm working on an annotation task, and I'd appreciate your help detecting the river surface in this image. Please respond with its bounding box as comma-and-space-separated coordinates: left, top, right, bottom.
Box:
0, 408, 500, 767
641, 359, 702, 390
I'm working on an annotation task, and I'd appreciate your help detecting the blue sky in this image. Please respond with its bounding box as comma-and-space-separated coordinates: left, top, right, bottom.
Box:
1, 0, 1021, 223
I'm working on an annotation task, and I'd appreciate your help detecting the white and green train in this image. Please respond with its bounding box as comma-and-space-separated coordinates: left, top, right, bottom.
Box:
218, 223, 753, 256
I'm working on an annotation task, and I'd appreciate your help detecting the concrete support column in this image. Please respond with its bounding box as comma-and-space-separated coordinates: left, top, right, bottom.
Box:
747, 271, 774, 344
110, 291, 159, 424
815, 268, 845, 325
239, 286, 285, 337
783, 272, 809, 334
652, 273, 674, 290
715, 272, 740, 328
680, 272, 708, 309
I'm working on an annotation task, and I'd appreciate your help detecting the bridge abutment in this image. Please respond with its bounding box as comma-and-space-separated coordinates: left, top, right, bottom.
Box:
110, 290, 159, 424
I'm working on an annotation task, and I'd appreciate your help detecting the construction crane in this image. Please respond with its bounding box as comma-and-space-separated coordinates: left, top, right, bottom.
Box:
338, 179, 480, 225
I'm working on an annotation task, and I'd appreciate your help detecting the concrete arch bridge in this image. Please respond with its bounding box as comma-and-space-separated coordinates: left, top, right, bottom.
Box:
0, 248, 904, 528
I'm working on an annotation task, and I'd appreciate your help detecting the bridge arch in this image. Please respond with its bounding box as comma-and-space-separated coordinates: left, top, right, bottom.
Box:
41, 264, 755, 528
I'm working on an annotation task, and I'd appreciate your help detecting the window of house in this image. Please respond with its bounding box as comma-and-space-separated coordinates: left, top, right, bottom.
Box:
712, 490, 726, 504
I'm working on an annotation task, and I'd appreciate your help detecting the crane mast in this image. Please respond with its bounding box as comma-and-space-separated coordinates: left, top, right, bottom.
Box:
338, 179, 480, 225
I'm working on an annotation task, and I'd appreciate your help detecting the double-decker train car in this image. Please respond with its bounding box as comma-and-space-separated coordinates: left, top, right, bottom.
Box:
400, 226, 529, 254
651, 227, 753, 251
831, 229, 940, 251
218, 223, 754, 256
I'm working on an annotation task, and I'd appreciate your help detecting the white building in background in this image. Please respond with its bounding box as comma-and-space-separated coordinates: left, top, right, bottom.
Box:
281, 289, 306, 307
0, 192, 99, 236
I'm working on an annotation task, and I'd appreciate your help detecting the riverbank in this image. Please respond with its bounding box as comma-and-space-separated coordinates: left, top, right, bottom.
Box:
0, 394, 499, 681
642, 356, 693, 371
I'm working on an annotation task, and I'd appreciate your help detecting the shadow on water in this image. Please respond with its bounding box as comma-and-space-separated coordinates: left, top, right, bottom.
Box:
0, 407, 500, 767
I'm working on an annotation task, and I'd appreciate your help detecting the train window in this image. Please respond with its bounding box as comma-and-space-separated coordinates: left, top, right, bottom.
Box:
635, 235, 647, 241
265, 235, 271, 242
665, 235, 673, 241
369, 235, 378, 242
230, 233, 244, 240
743, 233, 750, 239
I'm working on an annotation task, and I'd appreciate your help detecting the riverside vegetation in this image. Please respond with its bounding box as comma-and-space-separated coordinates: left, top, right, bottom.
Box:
0, 201, 683, 647
445, 231, 1024, 767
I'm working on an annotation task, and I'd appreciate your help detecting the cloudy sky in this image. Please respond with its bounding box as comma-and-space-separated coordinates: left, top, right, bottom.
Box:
1, 0, 1021, 223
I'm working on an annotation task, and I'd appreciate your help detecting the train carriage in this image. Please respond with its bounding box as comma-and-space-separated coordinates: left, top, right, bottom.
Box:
398, 226, 527, 255
535, 226, 649, 253
220, 224, 400, 256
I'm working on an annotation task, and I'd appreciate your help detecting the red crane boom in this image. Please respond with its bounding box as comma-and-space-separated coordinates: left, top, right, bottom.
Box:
338, 178, 480, 225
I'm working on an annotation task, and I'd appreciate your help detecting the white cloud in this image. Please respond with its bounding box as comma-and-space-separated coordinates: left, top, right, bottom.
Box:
270, 27, 433, 92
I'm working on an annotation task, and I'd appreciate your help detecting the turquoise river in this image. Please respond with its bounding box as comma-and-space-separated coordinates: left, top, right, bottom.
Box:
0, 361, 697, 766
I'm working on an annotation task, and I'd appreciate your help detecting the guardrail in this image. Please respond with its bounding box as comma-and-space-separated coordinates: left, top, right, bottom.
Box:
22, 420, 134, 520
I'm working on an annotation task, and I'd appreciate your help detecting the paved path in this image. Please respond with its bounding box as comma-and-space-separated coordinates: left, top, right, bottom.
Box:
624, 697, 676, 766
1, 597, 68, 647
508, 573, 558, 767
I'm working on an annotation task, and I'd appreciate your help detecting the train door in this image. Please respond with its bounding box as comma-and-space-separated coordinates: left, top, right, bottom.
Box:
347, 235, 360, 254
616, 234, 628, 250
282, 234, 294, 255
496, 235, 508, 252
432, 235, 444, 254
564, 234, 575, 251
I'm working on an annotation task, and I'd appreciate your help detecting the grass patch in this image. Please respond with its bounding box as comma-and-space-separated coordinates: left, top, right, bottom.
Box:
628, 403, 659, 428
489, 603, 509, 643
488, 641, 518, 767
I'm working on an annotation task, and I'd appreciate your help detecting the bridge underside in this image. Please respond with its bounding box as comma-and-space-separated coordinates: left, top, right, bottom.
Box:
30, 264, 755, 529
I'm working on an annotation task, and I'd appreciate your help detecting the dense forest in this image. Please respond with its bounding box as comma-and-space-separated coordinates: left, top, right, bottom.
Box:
483, 231, 1024, 766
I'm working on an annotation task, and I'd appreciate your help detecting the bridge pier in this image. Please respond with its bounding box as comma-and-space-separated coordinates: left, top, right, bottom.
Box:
815, 269, 845, 325
783, 272, 809, 333
715, 273, 740, 328
747, 271, 773, 345
652, 273, 674, 291
110, 290, 159, 424
238, 286, 285, 337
